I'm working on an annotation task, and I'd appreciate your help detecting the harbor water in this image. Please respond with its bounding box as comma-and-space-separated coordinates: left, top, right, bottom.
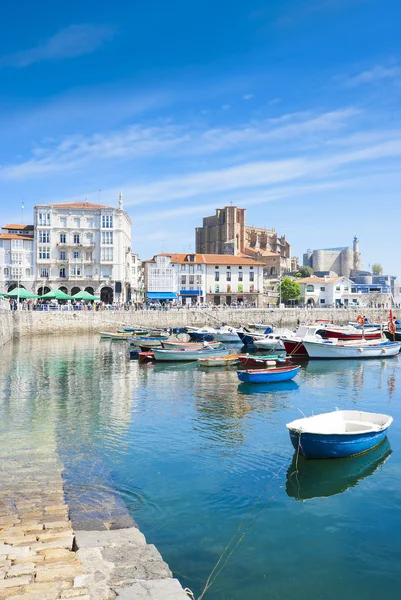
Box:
0, 335, 400, 599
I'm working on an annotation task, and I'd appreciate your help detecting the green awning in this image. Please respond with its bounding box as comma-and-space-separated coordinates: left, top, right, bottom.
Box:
40, 289, 73, 300
71, 290, 100, 301
5, 288, 37, 299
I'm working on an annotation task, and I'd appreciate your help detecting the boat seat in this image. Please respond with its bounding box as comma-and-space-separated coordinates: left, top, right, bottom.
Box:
343, 421, 375, 433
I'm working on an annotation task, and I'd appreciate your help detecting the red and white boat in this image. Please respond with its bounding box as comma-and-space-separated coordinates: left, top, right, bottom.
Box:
282, 325, 384, 357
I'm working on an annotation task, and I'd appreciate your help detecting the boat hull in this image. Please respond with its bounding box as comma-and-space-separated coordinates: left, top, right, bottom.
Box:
282, 339, 308, 357
237, 365, 300, 383
253, 339, 285, 350
198, 355, 239, 367
238, 355, 289, 368
303, 340, 401, 359
289, 429, 390, 459
99, 331, 132, 340
384, 331, 401, 342
153, 347, 230, 362
320, 329, 382, 340
212, 333, 241, 342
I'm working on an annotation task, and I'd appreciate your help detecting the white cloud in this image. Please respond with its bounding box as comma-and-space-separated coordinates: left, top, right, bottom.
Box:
0, 107, 359, 180
345, 65, 401, 86
0, 24, 115, 68
243, 94, 254, 100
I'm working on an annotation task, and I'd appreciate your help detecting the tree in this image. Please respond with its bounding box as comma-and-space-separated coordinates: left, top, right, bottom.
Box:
278, 277, 301, 304
372, 263, 383, 275
298, 266, 314, 277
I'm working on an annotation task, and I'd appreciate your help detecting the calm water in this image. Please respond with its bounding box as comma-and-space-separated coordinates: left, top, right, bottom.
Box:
0, 335, 400, 599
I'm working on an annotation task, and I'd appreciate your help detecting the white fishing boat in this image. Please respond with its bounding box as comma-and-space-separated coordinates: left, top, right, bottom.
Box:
253, 329, 293, 350
129, 337, 167, 349
212, 327, 241, 343
302, 339, 401, 359
197, 354, 240, 367
162, 340, 220, 350
153, 346, 231, 362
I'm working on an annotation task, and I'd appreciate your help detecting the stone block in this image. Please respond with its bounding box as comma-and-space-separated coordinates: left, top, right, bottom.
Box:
0, 575, 33, 589
7, 562, 35, 577
38, 548, 72, 560
60, 589, 91, 598
0, 586, 24, 599
35, 564, 84, 582
37, 530, 72, 542
30, 535, 73, 551
116, 578, 189, 599
74, 527, 146, 550
44, 520, 70, 530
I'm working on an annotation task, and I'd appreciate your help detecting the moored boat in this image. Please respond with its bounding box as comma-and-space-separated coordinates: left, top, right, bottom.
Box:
253, 329, 293, 350
197, 354, 240, 367
129, 336, 169, 349
138, 351, 155, 362
238, 354, 290, 368
212, 327, 241, 343
161, 340, 220, 350
237, 365, 300, 383
153, 346, 231, 362
99, 331, 133, 340
286, 410, 393, 459
302, 339, 401, 359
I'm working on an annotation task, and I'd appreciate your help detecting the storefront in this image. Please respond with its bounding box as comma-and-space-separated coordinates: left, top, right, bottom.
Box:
179, 290, 203, 305
146, 292, 178, 304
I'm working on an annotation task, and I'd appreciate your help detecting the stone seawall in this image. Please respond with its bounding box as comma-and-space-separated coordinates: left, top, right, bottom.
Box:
0, 307, 390, 341
0, 310, 13, 346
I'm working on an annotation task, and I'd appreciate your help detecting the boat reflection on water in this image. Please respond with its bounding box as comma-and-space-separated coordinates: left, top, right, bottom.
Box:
286, 437, 392, 501
152, 361, 199, 373
238, 380, 299, 395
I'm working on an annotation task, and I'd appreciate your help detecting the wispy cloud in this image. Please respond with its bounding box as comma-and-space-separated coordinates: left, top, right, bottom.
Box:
346, 65, 401, 85
0, 108, 359, 180
0, 24, 115, 68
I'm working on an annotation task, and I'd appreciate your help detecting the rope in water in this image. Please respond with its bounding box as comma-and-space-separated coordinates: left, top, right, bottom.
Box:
197, 459, 291, 600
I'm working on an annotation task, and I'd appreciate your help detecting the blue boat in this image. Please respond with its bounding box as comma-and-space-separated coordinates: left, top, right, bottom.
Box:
237, 365, 300, 383
286, 410, 393, 459
237, 328, 273, 348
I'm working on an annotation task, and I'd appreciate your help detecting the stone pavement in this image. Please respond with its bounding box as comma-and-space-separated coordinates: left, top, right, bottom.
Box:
0, 446, 89, 599
0, 430, 190, 599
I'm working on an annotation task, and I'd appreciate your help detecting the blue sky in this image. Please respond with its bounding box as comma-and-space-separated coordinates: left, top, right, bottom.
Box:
1, 0, 401, 276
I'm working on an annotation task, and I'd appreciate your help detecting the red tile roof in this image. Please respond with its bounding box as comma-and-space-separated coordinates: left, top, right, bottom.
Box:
298, 276, 341, 284
0, 234, 33, 240
4, 224, 34, 230
35, 202, 114, 210
145, 253, 265, 266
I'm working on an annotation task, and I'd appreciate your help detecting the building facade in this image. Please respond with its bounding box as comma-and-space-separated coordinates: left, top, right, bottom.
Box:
299, 275, 394, 308
33, 196, 132, 303
195, 205, 294, 275
130, 252, 145, 302
0, 224, 35, 293
303, 236, 361, 278
145, 253, 264, 306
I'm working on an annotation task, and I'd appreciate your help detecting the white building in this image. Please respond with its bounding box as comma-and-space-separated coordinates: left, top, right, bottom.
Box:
0, 224, 35, 293
131, 252, 144, 303
299, 276, 393, 308
144, 253, 264, 306
33, 195, 132, 303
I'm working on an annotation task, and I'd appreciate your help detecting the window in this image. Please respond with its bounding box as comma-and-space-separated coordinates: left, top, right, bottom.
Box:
38, 212, 50, 226
70, 266, 81, 277
238, 272, 243, 282
215, 271, 220, 282
101, 231, 113, 245
238, 266, 242, 270
227, 284, 231, 293
102, 214, 113, 228
59, 251, 66, 260
227, 266, 231, 269
12, 267, 22, 279
4, 268, 9, 277
40, 268, 49, 278
74, 218, 80, 228
320, 299, 325, 304
226, 271, 231, 281
86, 233, 94, 245
85, 252, 92, 261
335, 286, 341, 291
11, 253, 22, 265
87, 219, 94, 228
11, 239, 23, 249
320, 287, 326, 292
38, 247, 50, 259
250, 266, 254, 270
197, 264, 202, 271
101, 247, 113, 261
181, 276, 186, 285
189, 255, 195, 262
60, 233, 66, 244
25, 268, 30, 277
250, 284, 255, 292
59, 217, 67, 227
215, 266, 219, 269
181, 264, 186, 271
196, 275, 201, 285
59, 268, 66, 278
73, 251, 80, 259
39, 230, 50, 243
73, 234, 80, 244
250, 272, 254, 282
215, 285, 219, 293
189, 275, 194, 285
344, 286, 349, 291
306, 284, 314, 292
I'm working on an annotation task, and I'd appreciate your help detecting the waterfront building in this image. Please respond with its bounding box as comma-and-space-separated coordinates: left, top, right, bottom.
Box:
144, 253, 264, 306
131, 252, 145, 303
303, 236, 361, 278
33, 195, 132, 303
0, 224, 35, 293
299, 275, 394, 308
195, 205, 295, 276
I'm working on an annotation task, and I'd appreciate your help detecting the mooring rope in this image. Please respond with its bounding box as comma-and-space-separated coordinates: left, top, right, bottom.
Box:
197, 459, 290, 600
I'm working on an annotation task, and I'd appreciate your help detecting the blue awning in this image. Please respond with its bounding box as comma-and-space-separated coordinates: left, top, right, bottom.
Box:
147, 292, 177, 300
180, 290, 203, 296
